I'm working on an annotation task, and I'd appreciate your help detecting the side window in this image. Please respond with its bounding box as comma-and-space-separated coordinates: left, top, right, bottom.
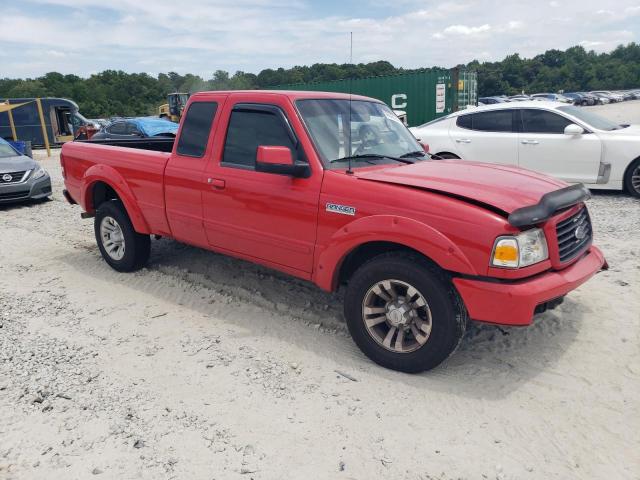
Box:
126, 123, 141, 135
520, 109, 572, 134
456, 114, 472, 129
176, 102, 218, 157
222, 107, 296, 168
108, 122, 127, 135
458, 111, 512, 132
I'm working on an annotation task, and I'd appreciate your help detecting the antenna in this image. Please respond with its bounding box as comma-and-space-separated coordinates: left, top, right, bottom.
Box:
347, 31, 354, 175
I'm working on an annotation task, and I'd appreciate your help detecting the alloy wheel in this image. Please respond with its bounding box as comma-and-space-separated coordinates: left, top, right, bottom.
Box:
362, 279, 432, 353
100, 216, 126, 261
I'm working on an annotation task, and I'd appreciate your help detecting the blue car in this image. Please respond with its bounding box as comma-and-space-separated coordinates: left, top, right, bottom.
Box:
91, 117, 179, 141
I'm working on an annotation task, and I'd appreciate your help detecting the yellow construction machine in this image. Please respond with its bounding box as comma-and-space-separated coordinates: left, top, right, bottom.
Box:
158, 93, 189, 122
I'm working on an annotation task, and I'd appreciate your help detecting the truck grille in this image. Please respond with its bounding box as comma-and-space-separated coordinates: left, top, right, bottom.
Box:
556, 207, 592, 262
0, 171, 27, 184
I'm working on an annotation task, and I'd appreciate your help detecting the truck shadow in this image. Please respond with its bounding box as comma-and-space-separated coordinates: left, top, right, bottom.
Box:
59, 237, 583, 400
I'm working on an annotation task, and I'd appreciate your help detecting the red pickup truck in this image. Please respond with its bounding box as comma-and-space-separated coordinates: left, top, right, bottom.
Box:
61, 90, 606, 372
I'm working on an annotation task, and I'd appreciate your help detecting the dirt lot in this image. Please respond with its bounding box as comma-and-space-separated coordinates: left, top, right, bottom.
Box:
1, 104, 639, 480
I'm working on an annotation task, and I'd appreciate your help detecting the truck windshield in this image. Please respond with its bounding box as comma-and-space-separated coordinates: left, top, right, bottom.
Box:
296, 99, 423, 169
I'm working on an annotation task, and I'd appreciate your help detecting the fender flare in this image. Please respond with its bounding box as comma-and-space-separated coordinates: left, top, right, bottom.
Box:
80, 164, 150, 234
313, 215, 478, 291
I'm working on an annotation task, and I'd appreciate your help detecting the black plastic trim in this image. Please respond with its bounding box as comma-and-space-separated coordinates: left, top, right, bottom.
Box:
508, 184, 591, 227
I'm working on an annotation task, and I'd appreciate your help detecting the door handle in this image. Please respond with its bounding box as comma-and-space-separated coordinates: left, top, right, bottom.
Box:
455, 138, 471, 143
207, 178, 225, 189
521, 140, 539, 145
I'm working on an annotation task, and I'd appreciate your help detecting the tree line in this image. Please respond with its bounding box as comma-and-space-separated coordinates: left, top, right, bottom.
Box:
1, 43, 638, 118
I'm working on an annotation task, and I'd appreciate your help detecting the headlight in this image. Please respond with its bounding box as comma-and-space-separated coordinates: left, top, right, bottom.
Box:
31, 167, 47, 180
491, 228, 548, 268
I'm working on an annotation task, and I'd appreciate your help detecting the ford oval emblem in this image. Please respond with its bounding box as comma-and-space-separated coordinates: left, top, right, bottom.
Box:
574, 224, 587, 240
2, 174, 12, 182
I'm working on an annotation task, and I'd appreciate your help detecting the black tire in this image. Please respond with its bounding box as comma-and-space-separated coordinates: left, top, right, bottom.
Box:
344, 252, 467, 373
581, 100, 588, 106
624, 158, 640, 198
94, 200, 150, 272
433, 152, 460, 160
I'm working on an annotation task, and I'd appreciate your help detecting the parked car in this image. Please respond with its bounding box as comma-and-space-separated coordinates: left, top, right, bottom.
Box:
563, 92, 595, 106
591, 91, 624, 103
618, 90, 636, 101
478, 96, 509, 105
61, 90, 607, 373
410, 101, 640, 197
91, 117, 179, 141
508, 95, 531, 102
590, 92, 611, 104
0, 137, 52, 204
531, 93, 573, 103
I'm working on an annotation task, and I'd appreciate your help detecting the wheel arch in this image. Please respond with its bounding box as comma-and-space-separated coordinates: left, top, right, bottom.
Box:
313, 215, 478, 291
622, 155, 640, 194
81, 165, 150, 234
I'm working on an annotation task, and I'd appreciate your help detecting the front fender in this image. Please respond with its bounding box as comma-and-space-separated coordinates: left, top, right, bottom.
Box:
313, 215, 478, 291
80, 164, 150, 234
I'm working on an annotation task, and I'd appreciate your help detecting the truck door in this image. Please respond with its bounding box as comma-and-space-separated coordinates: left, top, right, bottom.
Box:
164, 98, 223, 247
201, 94, 322, 275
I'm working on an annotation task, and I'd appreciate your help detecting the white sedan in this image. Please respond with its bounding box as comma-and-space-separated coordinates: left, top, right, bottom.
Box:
410, 101, 640, 197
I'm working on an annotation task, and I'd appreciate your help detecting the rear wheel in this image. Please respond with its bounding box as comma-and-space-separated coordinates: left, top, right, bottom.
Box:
624, 158, 640, 198
344, 252, 467, 373
94, 201, 150, 271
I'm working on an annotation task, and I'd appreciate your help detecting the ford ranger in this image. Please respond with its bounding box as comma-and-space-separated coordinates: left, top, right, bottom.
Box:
61, 91, 607, 372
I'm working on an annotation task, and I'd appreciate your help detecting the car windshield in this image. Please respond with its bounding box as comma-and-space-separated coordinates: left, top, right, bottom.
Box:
557, 105, 622, 131
0, 138, 18, 158
296, 99, 423, 169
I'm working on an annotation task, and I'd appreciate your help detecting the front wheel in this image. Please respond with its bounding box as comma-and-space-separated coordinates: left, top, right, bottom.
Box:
94, 201, 150, 272
624, 158, 640, 198
344, 253, 467, 373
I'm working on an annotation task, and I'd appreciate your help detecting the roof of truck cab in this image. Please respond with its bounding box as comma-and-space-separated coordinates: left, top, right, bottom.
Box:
189, 90, 380, 102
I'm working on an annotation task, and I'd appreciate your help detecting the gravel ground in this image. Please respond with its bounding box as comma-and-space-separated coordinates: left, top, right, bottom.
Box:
1, 103, 639, 479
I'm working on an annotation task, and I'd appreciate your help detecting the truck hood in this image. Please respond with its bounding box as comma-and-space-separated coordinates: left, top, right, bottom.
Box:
355, 160, 567, 214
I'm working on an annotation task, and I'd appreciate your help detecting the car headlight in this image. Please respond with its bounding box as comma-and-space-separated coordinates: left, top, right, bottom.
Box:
491, 228, 548, 268
31, 167, 47, 180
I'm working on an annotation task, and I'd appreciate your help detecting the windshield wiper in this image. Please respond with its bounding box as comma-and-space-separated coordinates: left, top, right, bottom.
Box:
330, 154, 415, 164
399, 150, 427, 159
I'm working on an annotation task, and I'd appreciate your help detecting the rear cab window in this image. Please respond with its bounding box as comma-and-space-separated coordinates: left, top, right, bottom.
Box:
176, 102, 218, 157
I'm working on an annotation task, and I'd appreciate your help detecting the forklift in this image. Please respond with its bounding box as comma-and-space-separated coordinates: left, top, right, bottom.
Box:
158, 93, 189, 122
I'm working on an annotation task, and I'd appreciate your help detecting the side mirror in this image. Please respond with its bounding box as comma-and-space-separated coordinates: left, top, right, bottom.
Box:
564, 124, 584, 136
255, 146, 310, 178
419, 142, 430, 153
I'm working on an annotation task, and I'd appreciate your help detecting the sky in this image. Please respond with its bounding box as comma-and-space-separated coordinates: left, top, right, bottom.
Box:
0, 0, 638, 79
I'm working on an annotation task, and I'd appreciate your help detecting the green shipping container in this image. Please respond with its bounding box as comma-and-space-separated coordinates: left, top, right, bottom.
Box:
271, 69, 477, 127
